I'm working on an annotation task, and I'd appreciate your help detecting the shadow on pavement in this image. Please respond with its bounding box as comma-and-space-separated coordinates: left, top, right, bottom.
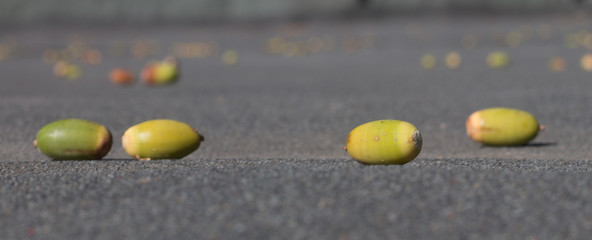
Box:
479, 142, 557, 148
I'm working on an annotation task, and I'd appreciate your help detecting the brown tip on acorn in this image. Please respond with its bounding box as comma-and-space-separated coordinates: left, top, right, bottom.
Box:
95, 130, 113, 159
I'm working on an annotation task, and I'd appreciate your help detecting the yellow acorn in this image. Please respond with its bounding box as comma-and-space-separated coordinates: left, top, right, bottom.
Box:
346, 120, 422, 165
122, 119, 204, 160
487, 51, 510, 69
141, 56, 179, 86
222, 50, 239, 66
466, 107, 540, 146
35, 119, 112, 160
420, 54, 437, 70
63, 64, 81, 80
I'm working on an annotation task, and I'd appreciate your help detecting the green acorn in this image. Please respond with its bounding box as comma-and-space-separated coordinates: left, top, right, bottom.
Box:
122, 119, 204, 160
35, 119, 112, 160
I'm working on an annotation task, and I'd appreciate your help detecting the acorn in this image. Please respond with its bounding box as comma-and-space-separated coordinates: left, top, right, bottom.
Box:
222, 50, 239, 66
346, 120, 422, 165
122, 119, 203, 160
110, 68, 134, 86
580, 54, 592, 72
53, 61, 82, 80
420, 54, 437, 70
34, 119, 112, 160
141, 56, 179, 86
53, 61, 69, 78
486, 51, 510, 69
466, 107, 541, 146
445, 51, 462, 69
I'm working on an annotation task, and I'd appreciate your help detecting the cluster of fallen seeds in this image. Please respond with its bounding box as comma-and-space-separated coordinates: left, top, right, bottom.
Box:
13, 23, 587, 163
35, 107, 540, 164
39, 40, 230, 85
35, 119, 204, 161
420, 51, 592, 72
421, 51, 510, 70
108, 56, 181, 86
345, 107, 541, 165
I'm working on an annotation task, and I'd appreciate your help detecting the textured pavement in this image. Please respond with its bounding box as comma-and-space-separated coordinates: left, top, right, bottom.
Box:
2, 14, 592, 239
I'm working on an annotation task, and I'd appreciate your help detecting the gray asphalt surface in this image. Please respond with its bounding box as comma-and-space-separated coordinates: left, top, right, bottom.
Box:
2, 14, 592, 239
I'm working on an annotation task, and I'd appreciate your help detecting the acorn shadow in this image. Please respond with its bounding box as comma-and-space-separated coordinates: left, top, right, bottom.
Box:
52, 158, 138, 162
98, 158, 140, 161
524, 142, 557, 147
480, 142, 557, 148
96, 158, 181, 162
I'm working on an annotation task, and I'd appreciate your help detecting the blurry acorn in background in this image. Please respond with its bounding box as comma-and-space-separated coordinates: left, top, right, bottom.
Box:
486, 51, 510, 69
222, 50, 239, 66
141, 56, 179, 86
445, 52, 462, 69
580, 54, 592, 72
53, 61, 69, 77
549, 57, 566, 72
109, 68, 135, 86
420, 54, 437, 70
53, 61, 82, 80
